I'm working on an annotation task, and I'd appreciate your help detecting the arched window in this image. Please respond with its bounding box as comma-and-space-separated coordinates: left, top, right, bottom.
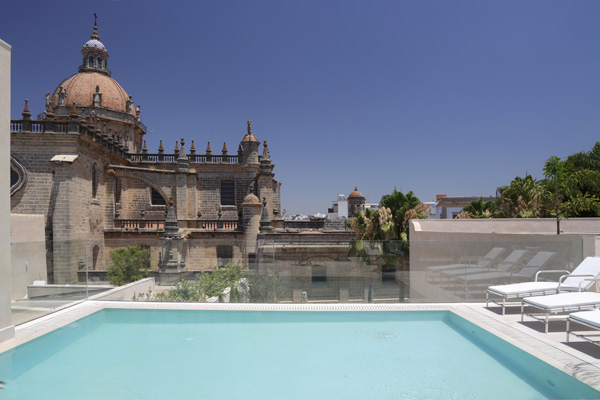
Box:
88, 55, 94, 68
97, 57, 103, 69
92, 245, 100, 270
220, 180, 235, 205
151, 187, 166, 205
10, 168, 18, 187
91, 164, 98, 199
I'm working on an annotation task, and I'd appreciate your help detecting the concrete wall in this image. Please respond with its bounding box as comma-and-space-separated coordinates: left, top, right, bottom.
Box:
10, 214, 47, 300
0, 38, 13, 342
410, 217, 600, 235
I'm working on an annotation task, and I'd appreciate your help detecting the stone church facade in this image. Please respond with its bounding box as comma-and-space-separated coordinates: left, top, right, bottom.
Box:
10, 21, 282, 284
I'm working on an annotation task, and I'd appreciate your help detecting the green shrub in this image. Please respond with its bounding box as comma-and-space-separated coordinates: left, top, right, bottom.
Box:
246, 270, 284, 302
107, 245, 150, 286
134, 262, 244, 302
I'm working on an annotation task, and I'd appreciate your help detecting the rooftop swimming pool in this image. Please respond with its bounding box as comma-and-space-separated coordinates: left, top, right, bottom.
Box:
1, 308, 598, 399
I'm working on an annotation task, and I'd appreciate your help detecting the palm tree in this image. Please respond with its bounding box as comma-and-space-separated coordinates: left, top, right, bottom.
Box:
349, 188, 429, 302
497, 175, 547, 218
380, 189, 429, 239
461, 197, 497, 218
544, 155, 600, 233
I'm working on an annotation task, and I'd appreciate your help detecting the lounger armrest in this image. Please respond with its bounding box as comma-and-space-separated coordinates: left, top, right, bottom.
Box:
557, 274, 596, 291
535, 270, 569, 282
582, 277, 600, 292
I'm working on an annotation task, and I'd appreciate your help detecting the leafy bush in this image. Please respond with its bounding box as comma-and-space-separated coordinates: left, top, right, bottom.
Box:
134, 280, 205, 302
107, 245, 150, 286
246, 270, 284, 302
134, 262, 244, 302
200, 262, 244, 301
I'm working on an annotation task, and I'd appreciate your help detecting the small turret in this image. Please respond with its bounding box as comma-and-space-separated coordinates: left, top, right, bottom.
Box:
241, 120, 260, 164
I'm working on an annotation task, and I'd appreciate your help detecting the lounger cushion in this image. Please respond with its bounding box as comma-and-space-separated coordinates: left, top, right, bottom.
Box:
488, 282, 579, 297
569, 310, 600, 328
523, 292, 600, 310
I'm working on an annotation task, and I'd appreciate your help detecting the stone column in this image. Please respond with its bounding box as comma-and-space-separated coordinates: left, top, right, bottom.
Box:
241, 194, 262, 256
0, 39, 13, 342
176, 140, 190, 222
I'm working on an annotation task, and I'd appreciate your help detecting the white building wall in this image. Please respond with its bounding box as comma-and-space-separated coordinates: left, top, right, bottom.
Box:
338, 200, 348, 218
0, 38, 13, 342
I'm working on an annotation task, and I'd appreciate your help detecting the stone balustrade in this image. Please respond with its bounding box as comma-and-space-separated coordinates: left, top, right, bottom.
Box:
11, 118, 247, 165
113, 219, 239, 231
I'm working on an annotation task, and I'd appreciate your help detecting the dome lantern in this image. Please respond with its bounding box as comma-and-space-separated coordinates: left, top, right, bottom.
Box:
80, 14, 110, 76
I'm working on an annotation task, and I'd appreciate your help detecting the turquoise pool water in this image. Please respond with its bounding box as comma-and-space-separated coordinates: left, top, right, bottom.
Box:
0, 309, 598, 399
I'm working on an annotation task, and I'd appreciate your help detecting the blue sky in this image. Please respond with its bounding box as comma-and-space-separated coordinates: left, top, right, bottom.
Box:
2, 1, 600, 214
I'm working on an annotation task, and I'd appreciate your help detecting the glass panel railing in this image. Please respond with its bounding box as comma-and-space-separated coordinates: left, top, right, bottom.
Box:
10, 239, 113, 326
101, 236, 585, 305
410, 238, 584, 303
7, 235, 588, 320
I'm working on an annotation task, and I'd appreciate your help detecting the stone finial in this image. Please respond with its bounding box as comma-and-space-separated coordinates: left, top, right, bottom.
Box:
222, 142, 228, 154
242, 120, 259, 144
206, 141, 212, 154
261, 140, 270, 161
58, 87, 66, 106
142, 140, 148, 153
126, 96, 132, 114
21, 99, 31, 120
86, 116, 94, 130
91, 13, 100, 40
259, 197, 273, 232
46, 103, 55, 120
158, 140, 164, 153
190, 140, 196, 154
174, 140, 179, 153
163, 198, 180, 239
178, 139, 187, 160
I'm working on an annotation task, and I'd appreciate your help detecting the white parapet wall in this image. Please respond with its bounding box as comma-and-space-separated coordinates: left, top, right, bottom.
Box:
0, 38, 13, 342
89, 277, 156, 301
410, 217, 600, 235
11, 214, 48, 301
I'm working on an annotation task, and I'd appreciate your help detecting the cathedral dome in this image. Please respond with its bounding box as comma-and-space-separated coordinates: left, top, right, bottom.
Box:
348, 186, 365, 199
51, 72, 136, 117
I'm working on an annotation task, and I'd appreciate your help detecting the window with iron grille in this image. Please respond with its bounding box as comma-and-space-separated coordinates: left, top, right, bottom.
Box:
312, 266, 327, 285
220, 180, 235, 205
217, 245, 233, 266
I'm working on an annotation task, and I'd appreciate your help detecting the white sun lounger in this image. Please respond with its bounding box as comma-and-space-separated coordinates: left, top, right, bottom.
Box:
522, 292, 600, 333
426, 247, 505, 282
487, 256, 600, 314
439, 249, 526, 283
566, 309, 600, 346
456, 251, 555, 285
